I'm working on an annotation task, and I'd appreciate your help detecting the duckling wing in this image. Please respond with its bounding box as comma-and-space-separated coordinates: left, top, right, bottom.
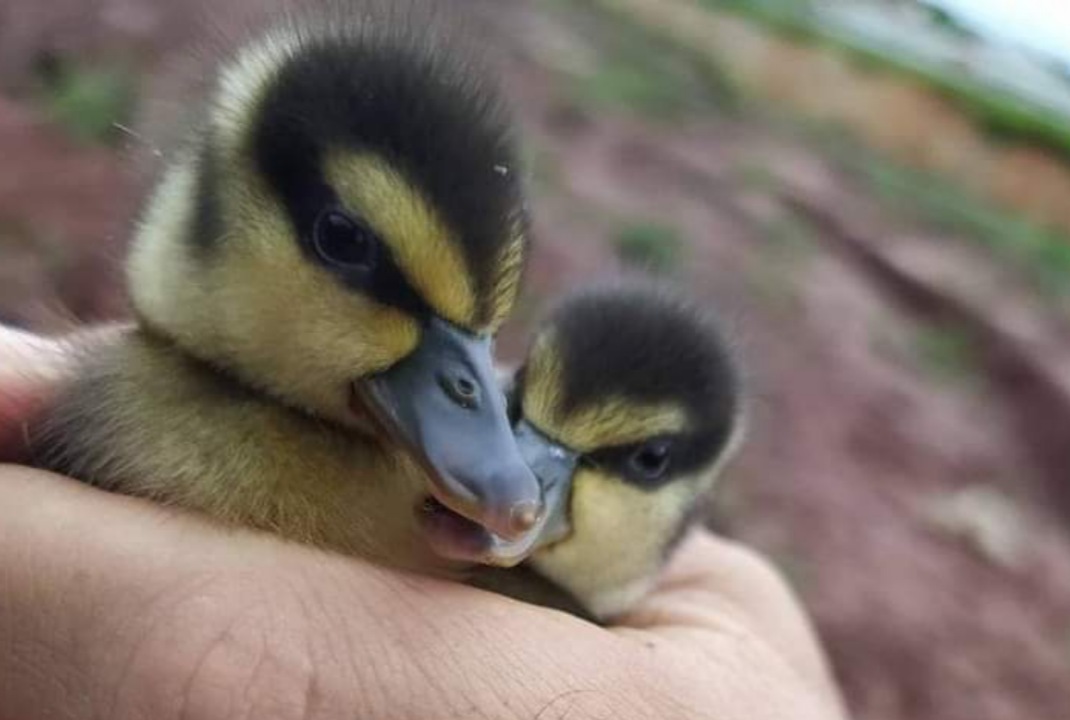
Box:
27, 330, 435, 569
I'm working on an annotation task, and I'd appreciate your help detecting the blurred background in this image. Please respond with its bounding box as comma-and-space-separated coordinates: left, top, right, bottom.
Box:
1, 0, 1069, 717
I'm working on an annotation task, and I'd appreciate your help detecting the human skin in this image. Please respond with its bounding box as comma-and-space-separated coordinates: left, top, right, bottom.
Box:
0, 326, 846, 719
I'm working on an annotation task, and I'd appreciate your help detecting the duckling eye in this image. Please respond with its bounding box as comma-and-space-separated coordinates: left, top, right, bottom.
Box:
629, 440, 672, 481
312, 210, 379, 270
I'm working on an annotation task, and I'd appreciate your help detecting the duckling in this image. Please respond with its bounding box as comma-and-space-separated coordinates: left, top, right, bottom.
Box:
28, 1, 548, 577
475, 281, 745, 620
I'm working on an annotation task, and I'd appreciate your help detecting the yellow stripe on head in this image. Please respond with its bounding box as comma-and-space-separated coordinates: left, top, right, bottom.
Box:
522, 331, 564, 434
325, 151, 477, 328
522, 331, 688, 453
556, 399, 686, 454
484, 231, 525, 330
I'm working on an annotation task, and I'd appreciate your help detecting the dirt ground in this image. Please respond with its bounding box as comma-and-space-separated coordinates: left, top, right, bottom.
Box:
1, 1, 1069, 718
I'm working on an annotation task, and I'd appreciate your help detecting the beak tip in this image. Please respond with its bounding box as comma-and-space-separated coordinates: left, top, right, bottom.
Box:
510, 501, 543, 535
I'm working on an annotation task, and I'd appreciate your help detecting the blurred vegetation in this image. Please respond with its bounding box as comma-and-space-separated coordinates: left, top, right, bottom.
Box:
925, 6, 978, 40
699, 0, 1070, 164
574, 65, 692, 119
815, 129, 1070, 297
737, 159, 778, 192
914, 323, 981, 384
578, 0, 1070, 299
560, 0, 738, 119
612, 220, 684, 273
764, 207, 819, 259
745, 208, 817, 313
33, 55, 137, 145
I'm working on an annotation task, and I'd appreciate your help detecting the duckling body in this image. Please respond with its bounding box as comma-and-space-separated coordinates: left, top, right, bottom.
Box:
476, 281, 745, 620
30, 1, 542, 576
35, 330, 442, 571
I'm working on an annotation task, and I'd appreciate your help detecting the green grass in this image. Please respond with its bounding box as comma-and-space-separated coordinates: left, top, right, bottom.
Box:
612, 220, 684, 273
744, 208, 818, 313
914, 324, 981, 383
578, 0, 1070, 298
697, 0, 1070, 165
557, 0, 739, 119
765, 210, 819, 258
574, 65, 692, 119
816, 131, 1070, 297
737, 159, 778, 192
36, 58, 137, 145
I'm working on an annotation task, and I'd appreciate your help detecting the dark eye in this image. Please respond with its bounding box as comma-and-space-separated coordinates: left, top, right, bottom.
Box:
312, 210, 378, 270
629, 440, 672, 482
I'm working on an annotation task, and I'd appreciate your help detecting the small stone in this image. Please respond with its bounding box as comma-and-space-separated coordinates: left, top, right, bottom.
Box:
922, 485, 1027, 569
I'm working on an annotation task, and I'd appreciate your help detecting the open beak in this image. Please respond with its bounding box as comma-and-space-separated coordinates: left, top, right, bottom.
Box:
357, 317, 546, 566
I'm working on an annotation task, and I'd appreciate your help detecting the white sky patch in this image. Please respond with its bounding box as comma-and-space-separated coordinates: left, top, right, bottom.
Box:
927, 0, 1070, 65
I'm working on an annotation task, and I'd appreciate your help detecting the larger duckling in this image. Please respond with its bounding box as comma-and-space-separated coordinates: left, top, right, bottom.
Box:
477, 281, 745, 620
29, 2, 546, 576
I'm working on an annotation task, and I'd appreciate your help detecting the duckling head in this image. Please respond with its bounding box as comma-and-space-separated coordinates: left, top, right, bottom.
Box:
126, 3, 541, 565
509, 280, 744, 619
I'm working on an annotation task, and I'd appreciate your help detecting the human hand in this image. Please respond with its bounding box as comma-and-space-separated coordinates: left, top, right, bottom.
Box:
0, 327, 846, 720
0, 323, 125, 458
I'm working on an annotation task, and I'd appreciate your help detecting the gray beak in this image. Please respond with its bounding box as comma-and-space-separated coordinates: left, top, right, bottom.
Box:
360, 317, 544, 554
513, 419, 577, 549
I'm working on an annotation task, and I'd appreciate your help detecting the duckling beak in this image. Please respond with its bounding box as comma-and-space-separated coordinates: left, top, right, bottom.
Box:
513, 420, 577, 548
359, 317, 544, 559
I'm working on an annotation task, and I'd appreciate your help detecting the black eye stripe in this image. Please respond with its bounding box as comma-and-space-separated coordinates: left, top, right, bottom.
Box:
247, 118, 435, 320
582, 438, 673, 489
578, 432, 724, 491
290, 194, 432, 319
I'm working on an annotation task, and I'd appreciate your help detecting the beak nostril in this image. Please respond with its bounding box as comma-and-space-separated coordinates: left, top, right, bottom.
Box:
438, 371, 480, 409
455, 377, 476, 398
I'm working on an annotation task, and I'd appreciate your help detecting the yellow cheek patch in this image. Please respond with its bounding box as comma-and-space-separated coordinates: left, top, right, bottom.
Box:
520, 333, 688, 452
218, 177, 420, 369
325, 152, 477, 328
150, 164, 418, 422
532, 467, 700, 618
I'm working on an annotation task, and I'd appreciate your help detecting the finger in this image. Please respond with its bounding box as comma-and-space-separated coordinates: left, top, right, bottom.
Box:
0, 325, 72, 383
0, 328, 65, 458
0, 326, 65, 408
615, 529, 845, 714
0, 324, 126, 459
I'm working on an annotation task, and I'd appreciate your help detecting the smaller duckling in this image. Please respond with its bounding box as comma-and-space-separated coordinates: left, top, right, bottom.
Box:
476, 280, 744, 621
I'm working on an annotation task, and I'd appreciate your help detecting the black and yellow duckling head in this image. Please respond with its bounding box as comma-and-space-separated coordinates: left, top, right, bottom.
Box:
125, 2, 542, 563
508, 281, 744, 619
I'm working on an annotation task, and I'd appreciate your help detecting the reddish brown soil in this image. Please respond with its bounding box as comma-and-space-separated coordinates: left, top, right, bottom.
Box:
0, 96, 130, 328
1, 1, 1068, 718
